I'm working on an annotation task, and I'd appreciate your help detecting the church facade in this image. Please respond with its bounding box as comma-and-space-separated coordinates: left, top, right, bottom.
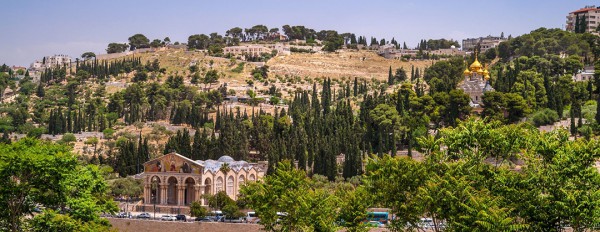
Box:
140, 152, 264, 207
459, 52, 494, 108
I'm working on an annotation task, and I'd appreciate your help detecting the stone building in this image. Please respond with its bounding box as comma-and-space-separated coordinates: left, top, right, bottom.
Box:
462, 36, 506, 52
140, 152, 264, 208
30, 54, 72, 71
458, 52, 494, 108
223, 45, 272, 57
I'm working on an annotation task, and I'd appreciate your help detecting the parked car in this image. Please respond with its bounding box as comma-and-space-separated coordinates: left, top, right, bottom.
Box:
366, 221, 385, 228
116, 212, 132, 218
195, 216, 214, 222
418, 218, 435, 229
223, 216, 245, 223
175, 214, 187, 221
161, 215, 176, 221
136, 212, 151, 219
210, 210, 224, 221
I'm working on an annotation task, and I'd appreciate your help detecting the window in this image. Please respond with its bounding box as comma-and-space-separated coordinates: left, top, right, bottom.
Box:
238, 175, 245, 188
226, 176, 234, 196
216, 177, 223, 192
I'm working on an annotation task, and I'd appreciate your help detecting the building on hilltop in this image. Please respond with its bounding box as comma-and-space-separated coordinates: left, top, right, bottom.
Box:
462, 36, 506, 52
429, 46, 466, 56
458, 52, 494, 108
223, 45, 273, 58
29, 54, 72, 71
566, 5, 600, 34
378, 44, 465, 59
140, 152, 264, 209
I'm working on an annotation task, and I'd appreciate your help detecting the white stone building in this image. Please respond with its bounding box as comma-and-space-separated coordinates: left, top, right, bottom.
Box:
140, 153, 264, 207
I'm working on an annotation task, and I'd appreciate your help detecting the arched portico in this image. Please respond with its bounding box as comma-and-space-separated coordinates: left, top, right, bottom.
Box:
167, 176, 178, 205
184, 177, 195, 205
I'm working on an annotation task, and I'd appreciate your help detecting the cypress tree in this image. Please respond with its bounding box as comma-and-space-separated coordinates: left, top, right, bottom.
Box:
36, 83, 45, 97
388, 66, 394, 85
595, 60, 600, 123
192, 130, 201, 160
353, 77, 358, 97
570, 106, 577, 136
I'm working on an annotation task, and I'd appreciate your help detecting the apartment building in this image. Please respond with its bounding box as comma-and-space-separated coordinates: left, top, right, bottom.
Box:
566, 5, 600, 33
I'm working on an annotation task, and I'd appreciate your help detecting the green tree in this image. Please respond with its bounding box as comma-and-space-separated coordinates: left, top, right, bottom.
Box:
338, 187, 370, 232
106, 43, 128, 54
206, 191, 235, 211
595, 60, 600, 124
85, 136, 99, 156
204, 69, 219, 89
81, 52, 96, 60
109, 177, 143, 198
0, 138, 116, 231
364, 155, 428, 230
128, 34, 150, 51
190, 201, 208, 218
240, 161, 339, 232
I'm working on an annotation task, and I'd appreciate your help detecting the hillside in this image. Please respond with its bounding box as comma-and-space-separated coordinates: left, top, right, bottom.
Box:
108, 48, 432, 83
268, 50, 431, 80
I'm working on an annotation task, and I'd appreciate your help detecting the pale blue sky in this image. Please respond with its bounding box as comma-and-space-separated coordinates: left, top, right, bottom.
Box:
0, 0, 597, 66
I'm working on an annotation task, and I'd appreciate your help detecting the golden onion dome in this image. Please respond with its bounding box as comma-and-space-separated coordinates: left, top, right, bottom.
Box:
484, 74, 490, 80
463, 67, 471, 76
483, 68, 489, 76
470, 59, 483, 72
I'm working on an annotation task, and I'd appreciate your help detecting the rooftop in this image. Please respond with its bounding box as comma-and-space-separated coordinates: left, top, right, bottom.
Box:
571, 6, 598, 14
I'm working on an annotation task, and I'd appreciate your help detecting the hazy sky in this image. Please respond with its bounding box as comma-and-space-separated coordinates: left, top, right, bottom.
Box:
1, 0, 597, 66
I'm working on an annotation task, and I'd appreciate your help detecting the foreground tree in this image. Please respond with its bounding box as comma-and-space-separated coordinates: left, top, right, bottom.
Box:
240, 161, 339, 232
363, 119, 600, 231
0, 138, 117, 231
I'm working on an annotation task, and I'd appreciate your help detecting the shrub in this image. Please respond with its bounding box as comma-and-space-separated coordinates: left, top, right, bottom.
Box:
529, 108, 559, 127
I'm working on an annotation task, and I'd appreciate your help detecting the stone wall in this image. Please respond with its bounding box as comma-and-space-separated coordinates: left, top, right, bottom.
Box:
96, 47, 167, 60
107, 218, 263, 232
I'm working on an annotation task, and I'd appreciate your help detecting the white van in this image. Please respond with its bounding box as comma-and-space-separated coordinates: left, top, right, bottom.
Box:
246, 211, 258, 223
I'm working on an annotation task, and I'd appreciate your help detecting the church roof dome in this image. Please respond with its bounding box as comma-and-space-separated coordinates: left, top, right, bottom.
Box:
469, 59, 483, 71
463, 67, 471, 76
217, 156, 235, 163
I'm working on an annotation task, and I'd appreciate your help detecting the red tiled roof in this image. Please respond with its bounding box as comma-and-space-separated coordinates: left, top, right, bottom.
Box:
571, 8, 596, 14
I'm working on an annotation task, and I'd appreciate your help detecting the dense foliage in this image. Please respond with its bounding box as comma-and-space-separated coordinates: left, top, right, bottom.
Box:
242, 120, 600, 231
0, 138, 117, 231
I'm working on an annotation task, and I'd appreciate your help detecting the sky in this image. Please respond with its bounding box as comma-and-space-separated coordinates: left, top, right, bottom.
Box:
1, 0, 598, 66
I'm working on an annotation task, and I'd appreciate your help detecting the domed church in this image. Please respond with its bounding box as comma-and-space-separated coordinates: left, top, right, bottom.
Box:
459, 51, 494, 108
139, 152, 264, 210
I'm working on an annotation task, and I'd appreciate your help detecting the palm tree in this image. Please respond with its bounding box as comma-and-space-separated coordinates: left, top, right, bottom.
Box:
219, 163, 231, 174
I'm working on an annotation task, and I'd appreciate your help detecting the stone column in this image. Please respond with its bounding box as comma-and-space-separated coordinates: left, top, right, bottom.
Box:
199, 185, 206, 206
177, 184, 185, 206
143, 184, 150, 204
194, 184, 201, 203
160, 184, 168, 205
